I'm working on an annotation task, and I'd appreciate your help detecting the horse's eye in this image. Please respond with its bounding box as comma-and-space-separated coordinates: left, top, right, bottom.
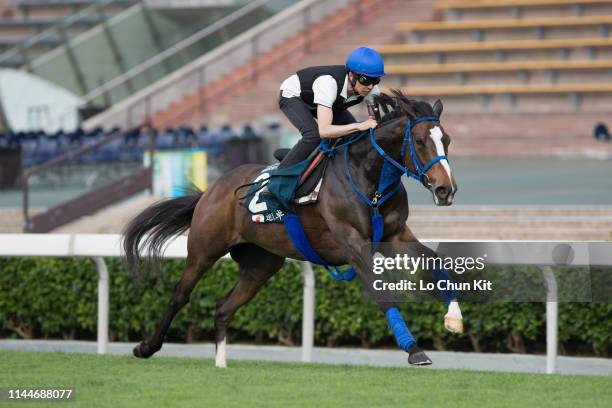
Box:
415, 138, 425, 147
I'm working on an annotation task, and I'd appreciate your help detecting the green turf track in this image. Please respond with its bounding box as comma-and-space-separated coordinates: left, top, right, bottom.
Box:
1, 350, 610, 408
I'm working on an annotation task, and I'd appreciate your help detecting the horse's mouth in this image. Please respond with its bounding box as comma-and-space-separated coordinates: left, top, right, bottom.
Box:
430, 185, 455, 206
435, 196, 454, 206
432, 194, 453, 206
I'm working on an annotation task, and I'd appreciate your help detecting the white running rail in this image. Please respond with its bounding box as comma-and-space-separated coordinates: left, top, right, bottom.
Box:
1, 234, 610, 373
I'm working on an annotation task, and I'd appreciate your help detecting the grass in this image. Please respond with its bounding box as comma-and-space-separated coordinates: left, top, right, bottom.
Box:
0, 350, 610, 408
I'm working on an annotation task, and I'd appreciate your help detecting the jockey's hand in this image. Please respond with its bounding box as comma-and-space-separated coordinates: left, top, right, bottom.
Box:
356, 118, 378, 131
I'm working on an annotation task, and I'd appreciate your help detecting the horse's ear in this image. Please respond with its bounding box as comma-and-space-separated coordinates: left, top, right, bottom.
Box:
433, 99, 443, 117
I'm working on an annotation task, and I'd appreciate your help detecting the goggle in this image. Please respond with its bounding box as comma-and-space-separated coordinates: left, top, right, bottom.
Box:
357, 74, 380, 86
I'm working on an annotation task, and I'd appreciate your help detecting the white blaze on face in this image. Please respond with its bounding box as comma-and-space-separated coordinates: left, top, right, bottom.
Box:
429, 126, 452, 180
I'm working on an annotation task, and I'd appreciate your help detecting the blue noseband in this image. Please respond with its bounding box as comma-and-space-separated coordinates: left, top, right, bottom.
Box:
370, 115, 448, 183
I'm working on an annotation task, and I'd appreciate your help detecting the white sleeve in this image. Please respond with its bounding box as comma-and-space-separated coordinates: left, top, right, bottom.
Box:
280, 74, 301, 98
312, 75, 338, 108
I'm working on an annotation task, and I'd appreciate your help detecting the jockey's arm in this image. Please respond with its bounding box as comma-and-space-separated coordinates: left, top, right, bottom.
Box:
317, 105, 377, 139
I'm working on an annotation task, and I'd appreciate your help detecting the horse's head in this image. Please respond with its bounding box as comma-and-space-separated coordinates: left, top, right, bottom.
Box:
377, 91, 457, 206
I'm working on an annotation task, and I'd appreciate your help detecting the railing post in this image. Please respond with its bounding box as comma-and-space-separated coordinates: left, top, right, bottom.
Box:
301, 261, 315, 362
540, 265, 558, 374
93, 257, 109, 355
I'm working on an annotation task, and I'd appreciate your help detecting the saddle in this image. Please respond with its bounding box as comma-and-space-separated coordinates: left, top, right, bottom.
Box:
244, 149, 329, 223
273, 148, 327, 200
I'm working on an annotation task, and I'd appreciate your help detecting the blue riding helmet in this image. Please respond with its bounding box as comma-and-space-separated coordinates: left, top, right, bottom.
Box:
345, 47, 385, 77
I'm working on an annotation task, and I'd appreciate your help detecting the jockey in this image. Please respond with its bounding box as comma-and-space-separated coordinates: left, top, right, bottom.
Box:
277, 46, 384, 169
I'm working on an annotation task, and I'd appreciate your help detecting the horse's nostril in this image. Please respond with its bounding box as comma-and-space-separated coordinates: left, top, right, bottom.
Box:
435, 186, 449, 199
421, 174, 431, 188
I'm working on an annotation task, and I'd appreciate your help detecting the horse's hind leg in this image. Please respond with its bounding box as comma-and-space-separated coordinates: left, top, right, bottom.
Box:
133, 244, 226, 359
214, 244, 285, 368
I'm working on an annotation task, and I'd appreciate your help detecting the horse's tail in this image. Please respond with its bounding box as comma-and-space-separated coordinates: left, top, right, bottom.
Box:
123, 189, 203, 274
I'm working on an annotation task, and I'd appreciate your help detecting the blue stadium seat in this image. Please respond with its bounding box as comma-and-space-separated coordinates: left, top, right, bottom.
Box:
156, 128, 175, 149
594, 123, 610, 141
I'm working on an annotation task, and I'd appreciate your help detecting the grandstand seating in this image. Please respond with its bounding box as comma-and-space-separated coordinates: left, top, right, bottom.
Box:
397, 15, 612, 31
395, 16, 612, 44
371, 0, 612, 113
436, 0, 612, 20
377, 37, 612, 55
0, 124, 262, 167
436, 0, 612, 11
401, 83, 612, 96
386, 59, 612, 74
159, 0, 609, 157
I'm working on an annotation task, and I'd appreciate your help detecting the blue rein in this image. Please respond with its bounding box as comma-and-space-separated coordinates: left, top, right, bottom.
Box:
313, 115, 446, 281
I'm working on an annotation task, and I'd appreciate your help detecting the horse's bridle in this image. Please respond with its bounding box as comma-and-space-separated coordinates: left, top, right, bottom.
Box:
321, 115, 449, 209
370, 115, 448, 185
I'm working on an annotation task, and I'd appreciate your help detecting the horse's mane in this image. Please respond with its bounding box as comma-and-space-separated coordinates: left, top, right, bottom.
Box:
373, 89, 435, 126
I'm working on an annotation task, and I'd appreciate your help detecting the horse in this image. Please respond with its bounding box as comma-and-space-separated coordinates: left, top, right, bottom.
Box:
123, 89, 462, 367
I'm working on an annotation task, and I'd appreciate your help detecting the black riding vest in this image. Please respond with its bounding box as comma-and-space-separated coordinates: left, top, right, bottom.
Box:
296, 65, 364, 112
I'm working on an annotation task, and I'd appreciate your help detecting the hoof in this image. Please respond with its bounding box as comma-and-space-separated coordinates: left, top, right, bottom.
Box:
444, 315, 464, 334
407, 345, 432, 366
133, 341, 158, 359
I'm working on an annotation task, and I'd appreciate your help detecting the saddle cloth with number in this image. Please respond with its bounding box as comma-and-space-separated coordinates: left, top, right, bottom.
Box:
245, 152, 327, 223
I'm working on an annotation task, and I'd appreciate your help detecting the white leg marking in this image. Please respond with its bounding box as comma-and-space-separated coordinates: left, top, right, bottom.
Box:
444, 301, 464, 334
447, 301, 463, 319
429, 126, 452, 180
215, 338, 227, 368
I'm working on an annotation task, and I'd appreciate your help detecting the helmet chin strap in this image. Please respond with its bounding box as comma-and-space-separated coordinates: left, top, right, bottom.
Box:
349, 72, 358, 91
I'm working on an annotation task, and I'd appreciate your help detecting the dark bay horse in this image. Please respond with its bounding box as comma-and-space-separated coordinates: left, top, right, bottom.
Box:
123, 90, 462, 367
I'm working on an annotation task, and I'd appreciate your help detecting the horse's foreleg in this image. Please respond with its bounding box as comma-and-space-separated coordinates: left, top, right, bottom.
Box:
356, 246, 433, 365
214, 245, 285, 368
325, 223, 432, 365
391, 225, 463, 334
133, 253, 217, 359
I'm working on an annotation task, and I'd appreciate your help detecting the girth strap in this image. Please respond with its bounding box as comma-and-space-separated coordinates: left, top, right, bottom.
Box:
284, 214, 357, 281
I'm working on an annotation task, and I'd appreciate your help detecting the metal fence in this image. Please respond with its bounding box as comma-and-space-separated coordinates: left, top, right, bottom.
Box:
1, 234, 610, 373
